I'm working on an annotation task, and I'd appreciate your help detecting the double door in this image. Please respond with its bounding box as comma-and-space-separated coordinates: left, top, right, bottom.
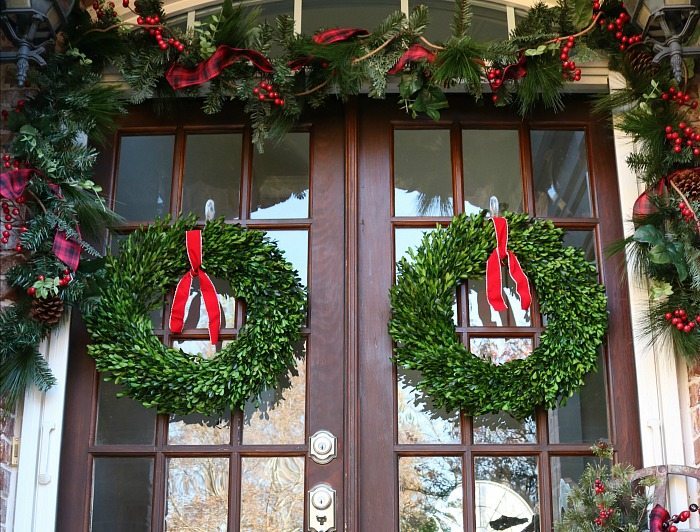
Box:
58, 97, 639, 531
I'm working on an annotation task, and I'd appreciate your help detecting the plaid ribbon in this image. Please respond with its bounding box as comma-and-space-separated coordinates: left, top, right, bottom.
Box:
649, 504, 670, 532
312, 27, 368, 45
166, 46, 273, 90
0, 167, 82, 271
387, 44, 436, 75
488, 54, 528, 92
633, 177, 667, 220
485, 216, 531, 312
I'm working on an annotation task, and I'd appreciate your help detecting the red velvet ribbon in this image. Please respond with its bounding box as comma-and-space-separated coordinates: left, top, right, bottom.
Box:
165, 46, 273, 90
169, 230, 221, 344
387, 44, 436, 75
485, 217, 532, 312
649, 504, 670, 532
633, 177, 667, 219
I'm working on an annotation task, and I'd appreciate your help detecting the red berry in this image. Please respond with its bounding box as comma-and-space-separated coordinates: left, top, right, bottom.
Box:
15, 244, 22, 252
670, 526, 678, 532
122, 0, 128, 6
492, 94, 499, 103
159, 42, 168, 50
27, 287, 36, 296
16, 195, 24, 204
176, 44, 185, 52
685, 325, 692, 333
4, 215, 12, 222
0, 237, 7, 244
666, 312, 673, 320
20, 226, 27, 233
38, 275, 45, 281
137, 16, 143, 24
677, 323, 685, 330
674, 146, 683, 153
4, 223, 10, 230
1, 231, 8, 238
258, 94, 266, 101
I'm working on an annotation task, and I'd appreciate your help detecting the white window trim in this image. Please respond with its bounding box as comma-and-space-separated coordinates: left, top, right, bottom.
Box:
13, 310, 71, 532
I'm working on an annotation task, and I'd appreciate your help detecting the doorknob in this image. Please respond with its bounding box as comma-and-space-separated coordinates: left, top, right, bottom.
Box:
308, 483, 336, 532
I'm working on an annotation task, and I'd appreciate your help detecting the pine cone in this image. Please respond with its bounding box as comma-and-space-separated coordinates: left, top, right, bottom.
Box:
31, 297, 64, 325
669, 168, 700, 201
626, 47, 660, 77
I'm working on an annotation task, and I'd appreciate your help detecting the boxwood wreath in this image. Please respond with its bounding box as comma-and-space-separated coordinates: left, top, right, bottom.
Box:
389, 212, 608, 419
85, 217, 306, 415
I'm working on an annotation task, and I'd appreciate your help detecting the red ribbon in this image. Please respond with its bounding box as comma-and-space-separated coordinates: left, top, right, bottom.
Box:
633, 177, 667, 220
387, 44, 436, 75
485, 217, 532, 312
169, 230, 221, 344
649, 504, 670, 532
312, 27, 369, 45
165, 46, 273, 90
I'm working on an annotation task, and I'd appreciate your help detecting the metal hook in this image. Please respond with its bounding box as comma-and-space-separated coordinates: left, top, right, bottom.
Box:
489, 196, 500, 218
205, 199, 215, 222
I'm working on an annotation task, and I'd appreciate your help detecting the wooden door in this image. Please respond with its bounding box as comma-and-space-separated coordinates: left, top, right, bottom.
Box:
58, 96, 640, 531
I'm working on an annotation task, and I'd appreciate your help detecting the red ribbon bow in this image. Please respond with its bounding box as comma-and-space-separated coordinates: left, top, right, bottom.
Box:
485, 216, 532, 312
387, 44, 436, 75
169, 230, 222, 344
649, 504, 670, 532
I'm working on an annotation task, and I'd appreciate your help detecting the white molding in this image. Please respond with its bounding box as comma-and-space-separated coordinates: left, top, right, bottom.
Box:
13, 310, 71, 532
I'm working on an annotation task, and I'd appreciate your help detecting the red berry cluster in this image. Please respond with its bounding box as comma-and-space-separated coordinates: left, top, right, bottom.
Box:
664, 308, 700, 333
596, 9, 642, 51
664, 121, 700, 157
594, 504, 614, 526
135, 15, 185, 52
252, 81, 285, 107
661, 86, 699, 109
1, 199, 28, 250
2, 154, 26, 169
593, 478, 605, 494
486, 68, 504, 92
662, 505, 696, 531
679, 200, 698, 224
558, 36, 582, 82
91, 0, 118, 23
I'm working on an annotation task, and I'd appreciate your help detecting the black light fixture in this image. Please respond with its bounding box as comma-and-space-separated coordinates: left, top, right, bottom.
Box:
0, 0, 74, 87
626, 0, 700, 82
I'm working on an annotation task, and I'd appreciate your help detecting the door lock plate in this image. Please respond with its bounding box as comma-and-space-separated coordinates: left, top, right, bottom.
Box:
309, 430, 337, 464
308, 483, 336, 532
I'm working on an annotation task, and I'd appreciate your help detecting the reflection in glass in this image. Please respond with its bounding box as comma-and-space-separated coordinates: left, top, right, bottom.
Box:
399, 456, 463, 531
251, 132, 309, 219
95, 380, 156, 445
467, 277, 532, 327
182, 134, 242, 219
474, 456, 539, 532
394, 130, 453, 216
115, 136, 174, 221
473, 412, 536, 444
182, 277, 236, 330
470, 337, 533, 366
173, 339, 219, 360
415, 0, 508, 42
265, 230, 309, 288
168, 412, 230, 445
531, 130, 592, 217
395, 228, 457, 324
549, 352, 608, 443
243, 345, 306, 445
165, 457, 228, 531
551, 456, 595, 523
240, 457, 304, 531
92, 457, 153, 532
563, 230, 597, 263
302, 0, 398, 34
397, 368, 460, 444
463, 130, 523, 215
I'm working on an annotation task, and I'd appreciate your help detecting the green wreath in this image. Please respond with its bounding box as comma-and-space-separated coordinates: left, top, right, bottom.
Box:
86, 217, 306, 415
389, 212, 608, 420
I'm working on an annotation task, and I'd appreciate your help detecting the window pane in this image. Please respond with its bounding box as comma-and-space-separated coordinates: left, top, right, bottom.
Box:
397, 367, 460, 444
95, 380, 156, 445
415, 0, 508, 42
173, 339, 220, 360
92, 457, 153, 532
467, 277, 532, 327
115, 135, 173, 220
243, 344, 306, 445
399, 456, 463, 531
551, 456, 596, 523
182, 133, 241, 220
394, 130, 453, 217
474, 456, 539, 532
251, 132, 309, 219
531, 130, 592, 217
240, 457, 304, 531
165, 457, 229, 531
549, 351, 608, 443
563, 229, 597, 263
266, 230, 309, 288
469, 337, 533, 365
473, 412, 536, 444
168, 412, 231, 445
302, 0, 398, 34
463, 129, 523, 215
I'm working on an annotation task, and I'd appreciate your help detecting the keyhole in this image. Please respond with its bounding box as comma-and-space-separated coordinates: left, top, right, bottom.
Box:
312, 490, 331, 510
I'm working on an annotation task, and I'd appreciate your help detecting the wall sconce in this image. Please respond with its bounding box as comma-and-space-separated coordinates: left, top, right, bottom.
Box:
0, 0, 74, 87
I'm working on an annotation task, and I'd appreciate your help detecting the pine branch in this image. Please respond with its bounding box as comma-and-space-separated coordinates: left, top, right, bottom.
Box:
451, 0, 472, 39
433, 36, 484, 96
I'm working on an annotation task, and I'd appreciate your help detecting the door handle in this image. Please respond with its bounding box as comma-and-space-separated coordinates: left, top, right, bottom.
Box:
308, 483, 336, 532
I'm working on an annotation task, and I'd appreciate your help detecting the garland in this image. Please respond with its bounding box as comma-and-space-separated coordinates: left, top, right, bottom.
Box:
389, 213, 607, 419
0, 0, 698, 406
85, 217, 306, 415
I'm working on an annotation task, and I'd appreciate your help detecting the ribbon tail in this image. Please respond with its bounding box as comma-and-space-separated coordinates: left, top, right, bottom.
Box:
199, 272, 221, 345
507, 251, 532, 311
169, 274, 193, 334
486, 251, 507, 312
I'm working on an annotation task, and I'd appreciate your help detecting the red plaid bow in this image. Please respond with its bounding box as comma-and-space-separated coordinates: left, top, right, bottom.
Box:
387, 44, 436, 75
485, 216, 532, 312
0, 168, 82, 271
312, 27, 369, 45
166, 46, 273, 90
633, 177, 667, 220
